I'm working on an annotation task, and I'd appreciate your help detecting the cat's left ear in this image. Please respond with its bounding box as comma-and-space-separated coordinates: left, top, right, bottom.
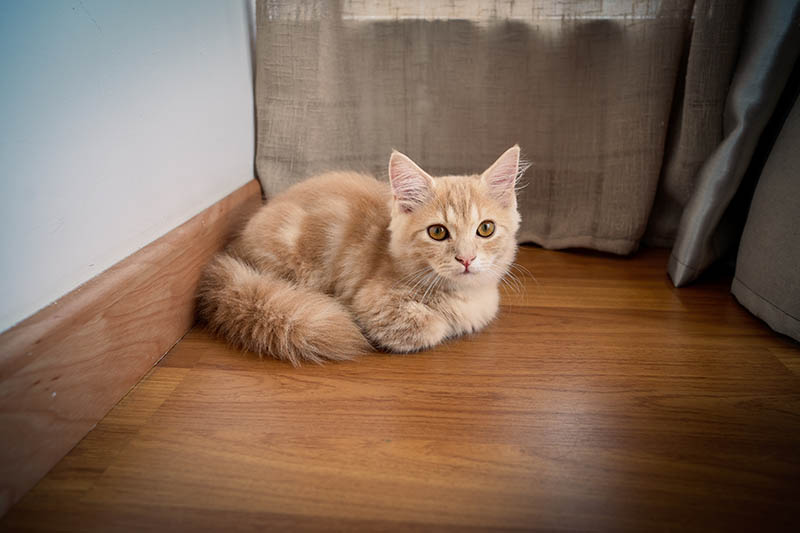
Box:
389, 151, 435, 213
481, 145, 520, 208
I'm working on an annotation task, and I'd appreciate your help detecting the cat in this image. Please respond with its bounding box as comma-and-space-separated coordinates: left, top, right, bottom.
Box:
197, 146, 523, 365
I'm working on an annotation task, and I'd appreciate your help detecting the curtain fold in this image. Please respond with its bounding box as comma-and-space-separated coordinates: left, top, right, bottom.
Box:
644, 0, 746, 248
732, 89, 800, 341
667, 0, 800, 286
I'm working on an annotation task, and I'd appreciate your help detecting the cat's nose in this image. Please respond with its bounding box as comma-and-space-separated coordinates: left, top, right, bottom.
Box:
455, 255, 476, 268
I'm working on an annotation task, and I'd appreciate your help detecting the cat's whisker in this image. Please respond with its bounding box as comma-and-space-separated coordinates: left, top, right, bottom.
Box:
487, 267, 508, 289
499, 272, 518, 293
500, 271, 522, 294
509, 262, 539, 286
393, 270, 422, 285
422, 274, 441, 300
486, 264, 526, 298
408, 276, 430, 300
400, 272, 429, 291
435, 276, 447, 299
393, 267, 433, 290
506, 268, 527, 292
496, 273, 518, 297
421, 273, 443, 304
509, 261, 533, 276
409, 271, 436, 300
501, 278, 518, 296
484, 265, 509, 289
507, 273, 525, 294
394, 266, 431, 284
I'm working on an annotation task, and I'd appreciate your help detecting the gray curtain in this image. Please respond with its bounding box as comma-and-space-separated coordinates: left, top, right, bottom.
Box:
644, 0, 746, 247
255, 0, 694, 255
666, 0, 800, 286
254, 0, 800, 341
732, 90, 800, 341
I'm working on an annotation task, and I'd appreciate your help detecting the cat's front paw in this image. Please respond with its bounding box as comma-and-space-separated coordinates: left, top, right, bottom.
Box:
362, 301, 450, 353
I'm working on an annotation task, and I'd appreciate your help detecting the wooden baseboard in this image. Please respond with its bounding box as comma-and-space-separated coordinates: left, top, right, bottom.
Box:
0, 180, 262, 515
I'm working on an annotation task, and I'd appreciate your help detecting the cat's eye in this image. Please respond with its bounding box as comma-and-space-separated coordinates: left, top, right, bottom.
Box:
477, 220, 495, 238
427, 224, 449, 241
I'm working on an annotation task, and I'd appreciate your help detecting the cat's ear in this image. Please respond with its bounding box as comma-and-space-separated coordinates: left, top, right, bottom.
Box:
481, 145, 520, 208
389, 151, 435, 213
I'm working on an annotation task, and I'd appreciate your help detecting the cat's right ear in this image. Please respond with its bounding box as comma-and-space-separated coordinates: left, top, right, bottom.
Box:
481, 145, 521, 208
389, 151, 435, 213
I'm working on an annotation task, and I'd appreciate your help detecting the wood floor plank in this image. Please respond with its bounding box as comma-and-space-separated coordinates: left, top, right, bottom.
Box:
7, 366, 189, 511
3, 247, 799, 532
771, 343, 800, 378
0, 180, 262, 513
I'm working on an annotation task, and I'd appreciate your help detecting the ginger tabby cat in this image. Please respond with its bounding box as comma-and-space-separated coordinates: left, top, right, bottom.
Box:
198, 146, 523, 365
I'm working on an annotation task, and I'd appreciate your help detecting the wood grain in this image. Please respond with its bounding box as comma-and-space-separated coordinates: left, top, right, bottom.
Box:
0, 180, 262, 516
4, 247, 800, 531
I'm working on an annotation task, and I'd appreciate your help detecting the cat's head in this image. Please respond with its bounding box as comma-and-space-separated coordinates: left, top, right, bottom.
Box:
387, 146, 522, 288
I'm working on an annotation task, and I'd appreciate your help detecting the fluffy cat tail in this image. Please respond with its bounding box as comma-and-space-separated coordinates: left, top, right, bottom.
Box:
197, 253, 368, 366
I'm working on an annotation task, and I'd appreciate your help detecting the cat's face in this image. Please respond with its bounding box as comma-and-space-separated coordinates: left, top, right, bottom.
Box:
388, 146, 522, 288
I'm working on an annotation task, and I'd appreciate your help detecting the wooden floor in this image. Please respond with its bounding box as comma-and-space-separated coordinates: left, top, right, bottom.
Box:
3, 247, 800, 532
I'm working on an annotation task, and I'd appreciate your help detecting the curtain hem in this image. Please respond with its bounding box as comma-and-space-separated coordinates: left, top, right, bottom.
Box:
731, 277, 800, 342
517, 232, 638, 256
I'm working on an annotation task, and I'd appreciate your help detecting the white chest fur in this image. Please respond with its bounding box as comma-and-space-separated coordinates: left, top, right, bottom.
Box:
441, 284, 501, 337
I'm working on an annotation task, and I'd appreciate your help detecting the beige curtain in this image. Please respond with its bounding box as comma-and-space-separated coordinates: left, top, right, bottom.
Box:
255, 0, 694, 255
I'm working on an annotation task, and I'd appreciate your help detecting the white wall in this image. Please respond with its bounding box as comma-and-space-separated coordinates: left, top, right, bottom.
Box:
0, 0, 256, 332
